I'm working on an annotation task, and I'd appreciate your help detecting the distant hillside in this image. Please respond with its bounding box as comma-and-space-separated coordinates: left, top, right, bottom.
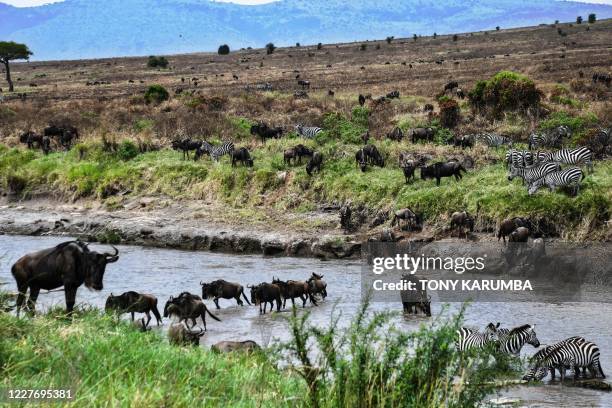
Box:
1, 0, 611, 61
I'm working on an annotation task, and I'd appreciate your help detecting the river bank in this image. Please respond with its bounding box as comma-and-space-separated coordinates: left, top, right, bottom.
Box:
0, 197, 365, 259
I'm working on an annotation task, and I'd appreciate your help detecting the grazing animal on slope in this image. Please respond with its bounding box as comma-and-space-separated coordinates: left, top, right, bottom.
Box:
295, 124, 323, 139
420, 162, 466, 186
390, 208, 420, 231
231, 147, 254, 167
450, 211, 474, 238
306, 152, 323, 175
527, 167, 584, 196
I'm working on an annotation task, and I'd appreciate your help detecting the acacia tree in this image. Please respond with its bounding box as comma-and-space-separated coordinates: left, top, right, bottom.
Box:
0, 41, 32, 92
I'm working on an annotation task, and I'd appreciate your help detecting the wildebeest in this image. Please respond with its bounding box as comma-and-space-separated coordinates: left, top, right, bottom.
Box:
450, 211, 474, 238
251, 123, 283, 143
401, 160, 417, 183
172, 138, 201, 160
168, 322, 205, 346
272, 277, 317, 308
509, 226, 530, 243
444, 81, 459, 92
592, 72, 611, 87
423, 104, 434, 112
453, 135, 473, 149
11, 241, 119, 315
211, 340, 260, 353
41, 136, 51, 155
163, 292, 221, 330
290, 144, 314, 164
358, 94, 366, 106
386, 90, 400, 99
306, 152, 323, 175
363, 144, 384, 167
249, 283, 282, 314
421, 161, 466, 186
231, 147, 254, 167
498, 217, 530, 243
400, 276, 431, 316
410, 127, 435, 143
387, 127, 403, 141
456, 88, 465, 99
361, 130, 370, 144
105, 291, 162, 327
298, 79, 310, 89
355, 148, 367, 172
390, 208, 420, 231
200, 279, 251, 309
19, 131, 43, 149
307, 273, 327, 299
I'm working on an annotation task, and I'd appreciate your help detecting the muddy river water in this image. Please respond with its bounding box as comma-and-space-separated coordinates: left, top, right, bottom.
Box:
1, 235, 610, 407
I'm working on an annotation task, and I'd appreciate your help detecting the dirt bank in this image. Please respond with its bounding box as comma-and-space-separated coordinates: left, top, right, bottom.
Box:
0, 197, 365, 259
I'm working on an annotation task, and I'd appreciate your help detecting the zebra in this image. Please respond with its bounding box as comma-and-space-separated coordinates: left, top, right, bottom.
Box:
505, 149, 534, 168
507, 162, 561, 185
534, 340, 605, 381
197, 141, 235, 161
528, 126, 571, 150
534, 147, 594, 173
455, 322, 499, 352
527, 167, 584, 196
478, 133, 512, 148
523, 336, 587, 381
295, 125, 323, 139
496, 324, 540, 357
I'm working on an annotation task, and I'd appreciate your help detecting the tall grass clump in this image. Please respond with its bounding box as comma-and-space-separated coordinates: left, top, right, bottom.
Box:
281, 300, 506, 408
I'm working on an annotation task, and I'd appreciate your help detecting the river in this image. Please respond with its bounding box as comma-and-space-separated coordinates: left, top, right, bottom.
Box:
1, 235, 610, 407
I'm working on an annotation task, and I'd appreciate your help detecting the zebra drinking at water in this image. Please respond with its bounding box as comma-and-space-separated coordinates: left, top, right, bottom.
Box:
455, 322, 499, 352
527, 167, 584, 196
196, 141, 235, 161
523, 336, 587, 381
295, 124, 323, 139
507, 162, 561, 185
496, 324, 540, 356
534, 147, 594, 173
534, 339, 605, 381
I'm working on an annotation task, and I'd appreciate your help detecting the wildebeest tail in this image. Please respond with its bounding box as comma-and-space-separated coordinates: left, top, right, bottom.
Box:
241, 288, 252, 305
207, 308, 221, 321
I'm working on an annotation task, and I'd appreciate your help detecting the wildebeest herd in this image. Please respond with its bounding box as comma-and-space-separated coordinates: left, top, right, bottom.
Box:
457, 322, 606, 383
10, 240, 328, 348
19, 124, 80, 154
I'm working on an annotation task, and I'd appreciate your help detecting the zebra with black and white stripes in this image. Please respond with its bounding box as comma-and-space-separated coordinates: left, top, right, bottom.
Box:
534, 339, 605, 381
523, 336, 587, 381
527, 167, 584, 196
455, 322, 499, 352
478, 133, 512, 148
528, 126, 571, 150
496, 324, 540, 356
505, 149, 534, 168
534, 147, 594, 173
197, 141, 235, 161
295, 124, 323, 139
508, 162, 561, 185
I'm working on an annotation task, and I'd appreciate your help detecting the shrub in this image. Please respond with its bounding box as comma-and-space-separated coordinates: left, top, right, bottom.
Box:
360, 43, 367, 51
588, 13, 596, 24
576, 16, 583, 24
386, 36, 394, 44
117, 140, 139, 161
413, 34, 418, 41
144, 84, 169, 104
295, 42, 300, 47
217, 44, 230, 55
317, 43, 323, 50
496, 26, 500, 31
433, 32, 437, 38
147, 56, 168, 68
468, 71, 542, 118
439, 98, 460, 128
265, 43, 276, 55
453, 34, 458, 41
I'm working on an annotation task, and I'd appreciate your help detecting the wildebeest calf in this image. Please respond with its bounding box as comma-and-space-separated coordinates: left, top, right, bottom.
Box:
168, 322, 205, 346
211, 340, 260, 353
163, 292, 221, 330
105, 291, 162, 328
231, 147, 254, 167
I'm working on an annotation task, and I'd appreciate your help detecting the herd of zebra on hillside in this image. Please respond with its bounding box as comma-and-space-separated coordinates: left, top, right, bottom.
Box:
456, 322, 606, 383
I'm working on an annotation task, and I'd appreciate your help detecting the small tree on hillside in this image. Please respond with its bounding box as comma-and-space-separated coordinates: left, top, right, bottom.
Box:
265, 43, 276, 55
496, 26, 500, 31
386, 36, 394, 44
218, 44, 230, 55
576, 16, 583, 24
433, 32, 437, 39
413, 34, 418, 42
453, 34, 458, 42
588, 14, 596, 24
0, 41, 32, 92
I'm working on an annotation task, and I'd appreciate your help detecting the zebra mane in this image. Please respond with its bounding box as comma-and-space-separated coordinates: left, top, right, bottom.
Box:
509, 324, 532, 335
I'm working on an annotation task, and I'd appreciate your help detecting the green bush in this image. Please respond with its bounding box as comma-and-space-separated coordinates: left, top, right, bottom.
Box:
144, 84, 169, 104
265, 43, 276, 55
218, 44, 230, 55
468, 71, 541, 117
147, 55, 168, 68
117, 140, 139, 161
588, 13, 596, 24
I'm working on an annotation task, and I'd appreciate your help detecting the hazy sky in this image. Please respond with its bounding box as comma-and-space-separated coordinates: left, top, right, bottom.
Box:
1, 0, 610, 6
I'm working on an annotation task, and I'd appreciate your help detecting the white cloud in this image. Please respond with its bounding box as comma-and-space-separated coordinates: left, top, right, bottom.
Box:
2, 0, 64, 6
212, 0, 278, 4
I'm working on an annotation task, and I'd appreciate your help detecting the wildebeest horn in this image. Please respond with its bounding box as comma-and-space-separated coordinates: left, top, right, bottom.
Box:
200, 281, 204, 286
169, 295, 174, 301
105, 245, 119, 258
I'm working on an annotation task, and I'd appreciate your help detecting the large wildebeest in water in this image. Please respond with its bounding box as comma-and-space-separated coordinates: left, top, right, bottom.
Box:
307, 273, 327, 300
163, 292, 221, 330
105, 291, 162, 328
200, 279, 251, 309
11, 241, 119, 315
249, 282, 282, 314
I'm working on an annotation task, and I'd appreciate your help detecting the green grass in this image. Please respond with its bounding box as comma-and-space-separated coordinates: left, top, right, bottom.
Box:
0, 308, 304, 407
